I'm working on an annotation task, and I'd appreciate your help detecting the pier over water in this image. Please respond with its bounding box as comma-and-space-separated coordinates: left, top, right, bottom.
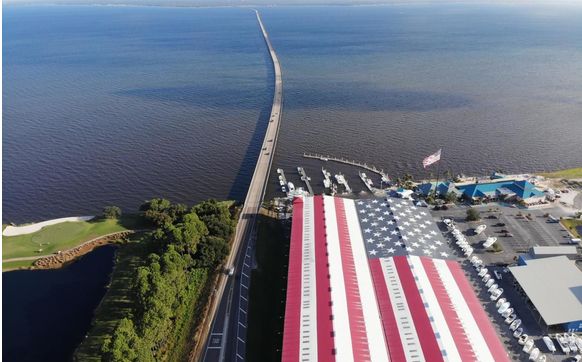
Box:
198, 11, 283, 362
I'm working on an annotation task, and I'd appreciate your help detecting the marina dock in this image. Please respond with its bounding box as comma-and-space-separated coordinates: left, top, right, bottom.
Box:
298, 167, 314, 195
303, 152, 390, 181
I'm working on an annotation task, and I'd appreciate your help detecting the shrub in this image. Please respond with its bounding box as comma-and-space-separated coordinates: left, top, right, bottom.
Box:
466, 208, 480, 221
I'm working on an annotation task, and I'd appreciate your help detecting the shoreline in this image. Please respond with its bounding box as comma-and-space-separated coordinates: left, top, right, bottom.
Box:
2, 230, 144, 272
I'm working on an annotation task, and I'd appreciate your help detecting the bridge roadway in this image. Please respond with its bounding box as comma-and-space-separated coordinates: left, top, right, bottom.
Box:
197, 10, 283, 362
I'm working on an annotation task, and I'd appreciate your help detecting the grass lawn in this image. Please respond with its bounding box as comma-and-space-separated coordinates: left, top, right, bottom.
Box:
2, 259, 35, 271
540, 167, 582, 179
246, 214, 290, 362
74, 233, 160, 361
2, 214, 145, 260
561, 219, 582, 238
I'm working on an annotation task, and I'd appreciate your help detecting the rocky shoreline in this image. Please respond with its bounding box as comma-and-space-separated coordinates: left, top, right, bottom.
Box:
31, 231, 136, 270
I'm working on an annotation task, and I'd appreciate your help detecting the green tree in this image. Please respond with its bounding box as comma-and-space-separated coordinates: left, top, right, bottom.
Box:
466, 208, 480, 221
444, 192, 458, 203
196, 236, 229, 268
102, 318, 144, 362
171, 212, 208, 254
103, 206, 122, 219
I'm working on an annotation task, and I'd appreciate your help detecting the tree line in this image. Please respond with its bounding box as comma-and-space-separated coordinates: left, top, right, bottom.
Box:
101, 198, 236, 361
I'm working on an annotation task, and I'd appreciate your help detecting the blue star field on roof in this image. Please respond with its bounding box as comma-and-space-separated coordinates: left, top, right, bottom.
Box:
354, 197, 454, 259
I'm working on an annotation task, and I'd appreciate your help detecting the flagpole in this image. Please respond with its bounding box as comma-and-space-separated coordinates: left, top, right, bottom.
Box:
433, 148, 442, 200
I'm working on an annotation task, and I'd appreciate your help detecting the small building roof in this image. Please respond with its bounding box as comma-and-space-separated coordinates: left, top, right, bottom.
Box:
530, 246, 578, 257
509, 256, 582, 325
456, 179, 544, 200
418, 181, 461, 197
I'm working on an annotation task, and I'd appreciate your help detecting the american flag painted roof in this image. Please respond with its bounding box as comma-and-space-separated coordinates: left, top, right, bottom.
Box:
281, 195, 510, 362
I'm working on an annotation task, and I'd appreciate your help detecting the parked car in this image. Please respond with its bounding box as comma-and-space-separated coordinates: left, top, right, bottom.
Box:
504, 233, 514, 237
495, 222, 506, 227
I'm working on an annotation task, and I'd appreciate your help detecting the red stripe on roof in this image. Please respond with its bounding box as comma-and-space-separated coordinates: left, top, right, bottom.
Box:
369, 258, 406, 362
446, 260, 511, 362
420, 257, 476, 361
393, 256, 445, 362
281, 197, 304, 362
315, 196, 336, 361
334, 198, 371, 361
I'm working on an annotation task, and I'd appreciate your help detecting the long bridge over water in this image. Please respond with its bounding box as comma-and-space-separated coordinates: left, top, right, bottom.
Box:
197, 10, 283, 362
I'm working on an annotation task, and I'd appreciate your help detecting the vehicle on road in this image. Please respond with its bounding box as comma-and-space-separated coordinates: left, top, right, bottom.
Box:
226, 267, 235, 276
495, 222, 506, 227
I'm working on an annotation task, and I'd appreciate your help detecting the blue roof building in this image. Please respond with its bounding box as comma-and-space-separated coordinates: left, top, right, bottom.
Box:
417, 181, 462, 197
456, 179, 545, 204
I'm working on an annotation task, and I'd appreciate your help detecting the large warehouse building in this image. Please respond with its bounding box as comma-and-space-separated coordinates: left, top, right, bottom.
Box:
509, 256, 582, 332
282, 195, 509, 362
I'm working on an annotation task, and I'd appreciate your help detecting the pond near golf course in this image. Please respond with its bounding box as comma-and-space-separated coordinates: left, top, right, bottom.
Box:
3, 245, 116, 362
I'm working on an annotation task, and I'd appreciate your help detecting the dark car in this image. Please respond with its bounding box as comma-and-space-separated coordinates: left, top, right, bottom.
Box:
495, 222, 506, 227
500, 229, 509, 233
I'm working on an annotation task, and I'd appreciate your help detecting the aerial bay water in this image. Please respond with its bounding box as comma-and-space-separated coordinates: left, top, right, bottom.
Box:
3, 3, 582, 361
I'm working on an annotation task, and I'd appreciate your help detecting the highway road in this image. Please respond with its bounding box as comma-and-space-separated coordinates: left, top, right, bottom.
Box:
196, 10, 283, 362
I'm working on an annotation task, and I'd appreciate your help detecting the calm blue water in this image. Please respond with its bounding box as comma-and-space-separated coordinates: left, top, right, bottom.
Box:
3, 246, 116, 362
3, 4, 582, 360
4, 4, 582, 223
3, 5, 273, 224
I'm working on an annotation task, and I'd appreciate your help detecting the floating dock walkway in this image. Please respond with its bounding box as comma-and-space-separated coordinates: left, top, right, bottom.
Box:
298, 167, 314, 195
303, 152, 389, 181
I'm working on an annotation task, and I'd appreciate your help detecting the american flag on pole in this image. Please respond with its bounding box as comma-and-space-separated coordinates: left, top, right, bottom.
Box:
281, 195, 510, 362
422, 148, 442, 168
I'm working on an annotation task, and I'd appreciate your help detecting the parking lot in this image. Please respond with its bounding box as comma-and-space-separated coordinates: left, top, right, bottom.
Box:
431, 203, 579, 362
432, 204, 574, 265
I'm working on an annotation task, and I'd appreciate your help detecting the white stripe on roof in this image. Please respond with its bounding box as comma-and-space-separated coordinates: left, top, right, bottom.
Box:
433, 259, 493, 362
407, 256, 461, 362
300, 196, 318, 361
380, 257, 426, 362
323, 195, 354, 362
343, 199, 391, 362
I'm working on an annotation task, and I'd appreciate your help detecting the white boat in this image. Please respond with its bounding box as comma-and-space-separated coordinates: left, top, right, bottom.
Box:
483, 237, 498, 248
509, 319, 521, 331
518, 334, 529, 345
281, 186, 287, 193
498, 302, 511, 314
504, 314, 517, 324
523, 339, 535, 353
490, 289, 503, 301
513, 328, 523, 338
475, 224, 487, 235
279, 175, 284, 180
555, 334, 570, 354
297, 167, 302, 173
482, 274, 491, 283
478, 268, 489, 277
575, 336, 582, 351
496, 298, 507, 308
279, 180, 285, 186
542, 336, 556, 353
287, 182, 295, 192
277, 168, 283, 174
529, 348, 540, 361
502, 307, 514, 319
536, 354, 547, 362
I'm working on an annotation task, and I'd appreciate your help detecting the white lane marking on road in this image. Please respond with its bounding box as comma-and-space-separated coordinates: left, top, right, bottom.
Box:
241, 295, 248, 301
207, 346, 222, 350
240, 308, 246, 314
239, 322, 246, 328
